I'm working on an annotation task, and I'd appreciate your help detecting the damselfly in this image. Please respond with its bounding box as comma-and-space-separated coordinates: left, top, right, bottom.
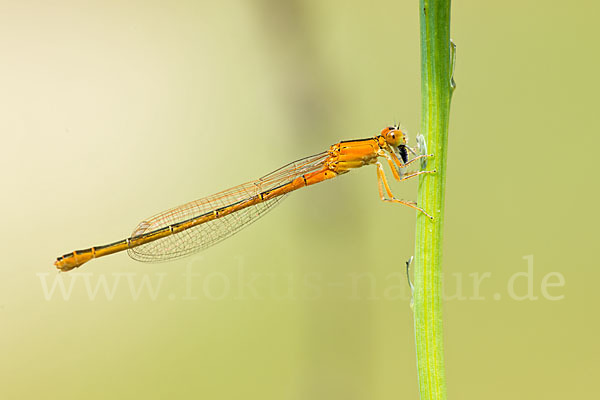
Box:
54, 126, 434, 272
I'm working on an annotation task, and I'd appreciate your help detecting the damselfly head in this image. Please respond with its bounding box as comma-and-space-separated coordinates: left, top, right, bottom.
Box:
380, 125, 407, 148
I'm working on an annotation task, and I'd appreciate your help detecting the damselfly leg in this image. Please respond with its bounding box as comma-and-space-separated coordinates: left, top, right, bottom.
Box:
375, 153, 436, 219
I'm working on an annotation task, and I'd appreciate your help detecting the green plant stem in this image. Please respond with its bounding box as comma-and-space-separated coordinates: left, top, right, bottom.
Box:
413, 0, 454, 399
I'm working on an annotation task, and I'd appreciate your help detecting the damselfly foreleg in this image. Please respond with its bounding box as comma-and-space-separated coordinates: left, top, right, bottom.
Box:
379, 151, 435, 181
386, 150, 433, 170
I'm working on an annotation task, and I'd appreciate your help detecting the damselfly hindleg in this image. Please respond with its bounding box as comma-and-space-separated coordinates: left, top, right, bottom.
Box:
375, 161, 435, 219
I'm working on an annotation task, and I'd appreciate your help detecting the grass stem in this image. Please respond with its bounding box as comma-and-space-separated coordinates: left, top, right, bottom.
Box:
412, 1, 455, 398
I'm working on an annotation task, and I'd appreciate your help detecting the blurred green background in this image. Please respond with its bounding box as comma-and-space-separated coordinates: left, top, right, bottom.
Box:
1, 0, 598, 399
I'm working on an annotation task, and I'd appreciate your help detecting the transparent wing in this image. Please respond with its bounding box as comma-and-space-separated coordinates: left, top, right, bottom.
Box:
128, 151, 329, 262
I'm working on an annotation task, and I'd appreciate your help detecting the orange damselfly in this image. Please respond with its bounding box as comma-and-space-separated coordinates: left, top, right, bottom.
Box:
54, 126, 434, 272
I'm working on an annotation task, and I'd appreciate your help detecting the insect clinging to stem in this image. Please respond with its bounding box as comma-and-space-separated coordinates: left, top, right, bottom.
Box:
54, 125, 435, 272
